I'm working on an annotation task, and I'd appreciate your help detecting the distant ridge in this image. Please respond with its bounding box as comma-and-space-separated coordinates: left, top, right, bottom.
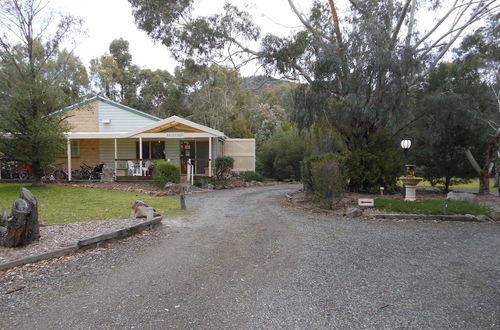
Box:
241, 75, 290, 95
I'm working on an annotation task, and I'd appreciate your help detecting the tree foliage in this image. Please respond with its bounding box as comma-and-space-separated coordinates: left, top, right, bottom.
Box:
128, 0, 498, 192
259, 124, 309, 181
412, 58, 495, 192
0, 0, 87, 186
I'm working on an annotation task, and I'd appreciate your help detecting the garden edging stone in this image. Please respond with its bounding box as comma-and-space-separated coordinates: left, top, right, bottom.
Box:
0, 216, 163, 271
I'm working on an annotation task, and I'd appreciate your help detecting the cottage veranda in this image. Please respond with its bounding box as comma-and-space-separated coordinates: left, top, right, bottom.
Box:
54, 96, 255, 181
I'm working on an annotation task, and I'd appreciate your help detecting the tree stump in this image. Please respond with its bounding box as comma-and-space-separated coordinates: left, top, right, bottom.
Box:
0, 188, 40, 247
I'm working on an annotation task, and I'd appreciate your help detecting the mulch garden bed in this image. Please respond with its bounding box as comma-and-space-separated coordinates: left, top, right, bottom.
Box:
285, 189, 500, 221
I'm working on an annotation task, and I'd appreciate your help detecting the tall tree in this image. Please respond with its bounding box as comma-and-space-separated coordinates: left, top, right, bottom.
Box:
135, 68, 184, 118
456, 13, 500, 193
412, 61, 493, 192
90, 38, 139, 104
0, 0, 85, 186
128, 0, 498, 191
174, 62, 252, 135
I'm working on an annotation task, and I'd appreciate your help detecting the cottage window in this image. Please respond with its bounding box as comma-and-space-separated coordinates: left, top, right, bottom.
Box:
135, 141, 165, 159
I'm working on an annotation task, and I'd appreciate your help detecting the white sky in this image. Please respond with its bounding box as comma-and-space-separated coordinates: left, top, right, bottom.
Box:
39, 0, 481, 76
48, 0, 324, 76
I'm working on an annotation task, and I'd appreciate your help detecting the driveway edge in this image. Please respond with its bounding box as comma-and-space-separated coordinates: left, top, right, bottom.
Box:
0, 216, 163, 272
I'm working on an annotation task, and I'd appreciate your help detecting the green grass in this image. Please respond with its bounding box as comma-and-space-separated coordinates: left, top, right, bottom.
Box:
375, 198, 491, 216
0, 183, 183, 225
414, 178, 495, 190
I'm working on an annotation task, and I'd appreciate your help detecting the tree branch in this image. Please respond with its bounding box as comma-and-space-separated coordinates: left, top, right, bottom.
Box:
391, 0, 411, 47
465, 149, 482, 174
287, 0, 331, 42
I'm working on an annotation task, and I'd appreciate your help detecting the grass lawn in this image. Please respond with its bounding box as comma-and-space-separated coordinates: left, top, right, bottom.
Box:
416, 178, 496, 190
375, 198, 491, 216
0, 183, 183, 225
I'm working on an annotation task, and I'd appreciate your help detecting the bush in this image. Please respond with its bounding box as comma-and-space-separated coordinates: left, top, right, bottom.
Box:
215, 156, 234, 180
301, 153, 346, 209
259, 124, 309, 181
240, 171, 264, 182
152, 160, 180, 188
344, 132, 403, 193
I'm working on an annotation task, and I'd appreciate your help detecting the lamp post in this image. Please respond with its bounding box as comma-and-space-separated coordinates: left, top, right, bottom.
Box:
400, 136, 412, 198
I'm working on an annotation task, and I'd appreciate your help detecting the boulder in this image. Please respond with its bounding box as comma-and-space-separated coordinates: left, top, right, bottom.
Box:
345, 207, 363, 218
131, 200, 160, 220
446, 192, 477, 204
339, 197, 354, 206
164, 182, 182, 195
476, 214, 493, 222
100, 165, 114, 182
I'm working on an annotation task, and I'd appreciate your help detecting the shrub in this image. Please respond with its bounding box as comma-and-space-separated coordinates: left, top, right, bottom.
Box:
259, 124, 309, 181
215, 156, 234, 180
152, 160, 180, 187
240, 171, 264, 182
344, 132, 403, 193
301, 153, 346, 209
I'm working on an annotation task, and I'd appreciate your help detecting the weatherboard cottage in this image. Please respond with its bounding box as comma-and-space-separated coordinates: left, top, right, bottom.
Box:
54, 96, 255, 180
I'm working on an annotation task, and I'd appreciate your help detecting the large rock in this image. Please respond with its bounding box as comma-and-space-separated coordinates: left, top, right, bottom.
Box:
100, 165, 114, 182
131, 200, 161, 220
163, 182, 182, 195
0, 188, 40, 248
446, 192, 477, 204
476, 214, 493, 222
345, 207, 363, 218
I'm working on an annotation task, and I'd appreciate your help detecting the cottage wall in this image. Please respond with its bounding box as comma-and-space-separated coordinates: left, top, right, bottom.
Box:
64, 101, 99, 132
224, 138, 255, 172
98, 101, 158, 132
56, 139, 100, 170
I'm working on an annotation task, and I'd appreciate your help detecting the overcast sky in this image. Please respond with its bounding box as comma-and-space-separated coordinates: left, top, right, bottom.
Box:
48, 0, 328, 76
41, 0, 479, 77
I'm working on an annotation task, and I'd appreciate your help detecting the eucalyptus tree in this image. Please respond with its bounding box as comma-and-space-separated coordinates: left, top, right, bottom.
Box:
0, 0, 86, 186
455, 13, 500, 193
128, 0, 498, 191
175, 62, 251, 135
90, 38, 139, 104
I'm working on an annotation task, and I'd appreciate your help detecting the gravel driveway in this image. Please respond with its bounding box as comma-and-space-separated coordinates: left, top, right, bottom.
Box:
1, 184, 499, 329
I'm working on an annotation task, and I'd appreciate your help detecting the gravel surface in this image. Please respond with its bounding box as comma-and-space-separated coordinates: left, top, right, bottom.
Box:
0, 218, 160, 263
1, 184, 499, 329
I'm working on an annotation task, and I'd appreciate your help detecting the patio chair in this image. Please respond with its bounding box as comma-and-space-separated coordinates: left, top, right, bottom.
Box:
127, 160, 141, 176
142, 160, 152, 176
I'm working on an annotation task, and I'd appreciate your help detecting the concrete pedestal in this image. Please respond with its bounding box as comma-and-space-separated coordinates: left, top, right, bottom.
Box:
405, 185, 417, 201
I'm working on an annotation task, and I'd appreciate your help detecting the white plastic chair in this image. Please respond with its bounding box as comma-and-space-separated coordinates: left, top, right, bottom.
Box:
142, 160, 152, 176
127, 160, 141, 176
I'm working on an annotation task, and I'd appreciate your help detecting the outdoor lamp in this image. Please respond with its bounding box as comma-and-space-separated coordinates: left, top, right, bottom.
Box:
400, 136, 412, 150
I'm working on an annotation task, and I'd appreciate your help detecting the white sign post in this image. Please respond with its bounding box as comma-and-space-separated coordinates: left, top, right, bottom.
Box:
358, 199, 374, 207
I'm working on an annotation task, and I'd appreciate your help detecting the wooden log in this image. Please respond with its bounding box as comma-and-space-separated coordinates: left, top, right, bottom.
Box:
77, 216, 162, 248
0, 245, 78, 271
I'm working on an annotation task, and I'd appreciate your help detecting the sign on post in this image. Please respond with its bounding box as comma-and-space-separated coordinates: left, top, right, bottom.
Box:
358, 199, 374, 207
